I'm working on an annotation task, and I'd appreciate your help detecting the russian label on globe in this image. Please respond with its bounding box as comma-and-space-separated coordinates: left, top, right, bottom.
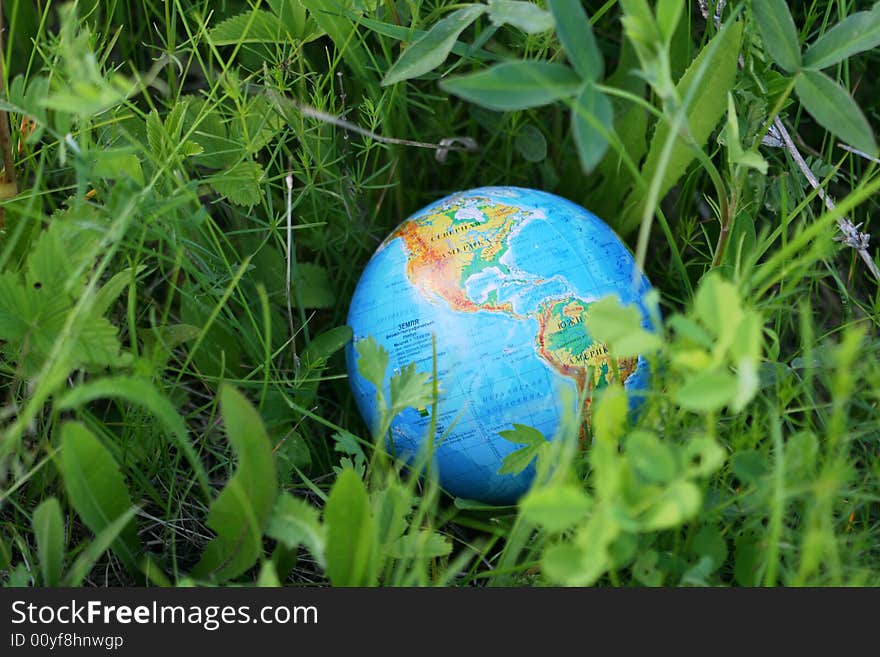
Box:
346, 187, 656, 504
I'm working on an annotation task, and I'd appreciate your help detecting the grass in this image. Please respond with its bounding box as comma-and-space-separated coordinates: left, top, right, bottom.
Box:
0, 0, 879, 587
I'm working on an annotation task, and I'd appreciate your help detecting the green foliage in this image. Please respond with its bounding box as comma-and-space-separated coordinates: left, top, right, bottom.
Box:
794, 70, 877, 157
622, 20, 743, 234
750, 0, 801, 73
191, 386, 277, 581
548, 0, 602, 81
60, 422, 141, 573
803, 4, 880, 70
324, 468, 379, 586
2, 0, 880, 590
440, 61, 582, 111
32, 498, 65, 586
382, 6, 487, 86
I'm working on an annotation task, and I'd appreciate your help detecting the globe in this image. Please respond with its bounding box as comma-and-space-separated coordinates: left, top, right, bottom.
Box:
346, 187, 655, 504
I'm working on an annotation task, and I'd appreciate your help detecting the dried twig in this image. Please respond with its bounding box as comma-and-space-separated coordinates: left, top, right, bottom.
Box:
769, 116, 880, 280
264, 89, 479, 162
838, 143, 880, 165
703, 4, 879, 281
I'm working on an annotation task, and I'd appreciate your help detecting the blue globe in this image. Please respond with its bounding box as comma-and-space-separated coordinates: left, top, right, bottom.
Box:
346, 187, 655, 504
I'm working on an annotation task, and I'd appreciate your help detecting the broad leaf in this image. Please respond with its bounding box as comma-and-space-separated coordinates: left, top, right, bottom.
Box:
520, 483, 592, 532
795, 69, 877, 156
209, 161, 265, 207
324, 468, 379, 586
571, 83, 613, 173
803, 4, 880, 70
548, 0, 602, 81
33, 498, 65, 586
191, 385, 277, 581
622, 20, 742, 235
355, 336, 390, 402
56, 376, 211, 500
60, 422, 141, 572
389, 362, 434, 415
440, 61, 581, 111
585, 295, 660, 357
293, 262, 336, 309
750, 0, 801, 73
382, 5, 487, 86
488, 0, 553, 34
675, 367, 738, 412
266, 493, 326, 568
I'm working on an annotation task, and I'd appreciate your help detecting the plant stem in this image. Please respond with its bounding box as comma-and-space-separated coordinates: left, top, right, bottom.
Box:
0, 0, 18, 230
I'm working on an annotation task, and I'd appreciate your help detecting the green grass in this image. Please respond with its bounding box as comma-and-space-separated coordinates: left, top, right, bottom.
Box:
0, 0, 879, 587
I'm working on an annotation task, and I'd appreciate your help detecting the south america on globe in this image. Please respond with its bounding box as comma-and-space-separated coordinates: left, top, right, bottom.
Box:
346, 187, 656, 504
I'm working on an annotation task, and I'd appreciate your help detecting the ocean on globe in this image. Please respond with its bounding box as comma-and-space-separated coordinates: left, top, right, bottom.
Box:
346, 187, 656, 504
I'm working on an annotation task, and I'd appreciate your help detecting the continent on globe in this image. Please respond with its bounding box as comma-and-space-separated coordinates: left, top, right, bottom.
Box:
346, 187, 656, 504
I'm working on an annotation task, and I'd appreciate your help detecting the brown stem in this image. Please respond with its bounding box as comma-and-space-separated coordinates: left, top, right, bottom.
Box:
0, 0, 17, 230
711, 192, 736, 268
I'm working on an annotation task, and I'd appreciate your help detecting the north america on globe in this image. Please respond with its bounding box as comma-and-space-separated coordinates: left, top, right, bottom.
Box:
346, 187, 654, 503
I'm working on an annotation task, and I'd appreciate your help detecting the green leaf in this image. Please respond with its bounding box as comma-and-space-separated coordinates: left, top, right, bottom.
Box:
519, 483, 592, 532
514, 125, 547, 162
33, 498, 65, 586
62, 507, 139, 587
92, 266, 144, 317
355, 336, 390, 403
803, 5, 880, 70
294, 262, 336, 309
191, 385, 278, 581
694, 271, 742, 339
656, 0, 684, 44
623, 20, 743, 235
56, 376, 211, 501
543, 510, 617, 585
266, 493, 326, 568
302, 325, 353, 370
60, 422, 141, 572
626, 431, 678, 484
389, 362, 434, 415
638, 480, 702, 531
590, 384, 629, 445
725, 94, 768, 174
299, 0, 374, 88
675, 367, 738, 412
795, 69, 878, 156
497, 443, 542, 475
750, 0, 801, 73
489, 0, 554, 34
382, 5, 487, 86
209, 161, 265, 207
499, 423, 547, 447
497, 424, 547, 475
386, 531, 452, 559
548, 0, 602, 80
732, 450, 768, 485
571, 82, 613, 173
324, 468, 379, 586
681, 436, 726, 478
585, 295, 660, 357
440, 61, 581, 111
208, 9, 287, 45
